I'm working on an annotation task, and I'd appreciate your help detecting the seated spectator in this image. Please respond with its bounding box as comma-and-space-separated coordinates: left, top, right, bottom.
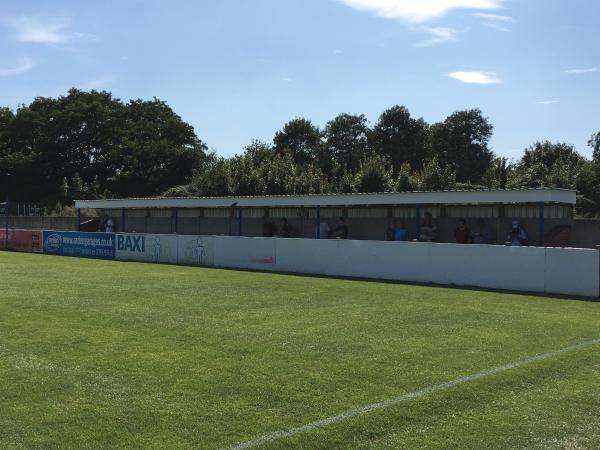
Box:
334, 217, 349, 239
262, 220, 277, 237
454, 218, 470, 244
471, 218, 494, 244
318, 220, 330, 239
280, 218, 294, 238
418, 212, 438, 242
393, 220, 409, 241
506, 220, 528, 246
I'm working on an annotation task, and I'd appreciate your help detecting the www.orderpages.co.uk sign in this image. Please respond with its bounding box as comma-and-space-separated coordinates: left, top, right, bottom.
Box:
43, 231, 115, 259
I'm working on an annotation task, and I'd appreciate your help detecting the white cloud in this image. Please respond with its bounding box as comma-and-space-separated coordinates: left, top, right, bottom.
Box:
566, 68, 600, 74
0, 57, 35, 76
415, 27, 458, 46
472, 13, 515, 22
337, 0, 503, 23
447, 71, 501, 84
79, 75, 117, 90
482, 22, 510, 32
3, 16, 96, 45
536, 100, 559, 105
279, 77, 293, 82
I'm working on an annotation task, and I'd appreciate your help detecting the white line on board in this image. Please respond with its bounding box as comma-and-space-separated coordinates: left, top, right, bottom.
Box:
225, 338, 600, 450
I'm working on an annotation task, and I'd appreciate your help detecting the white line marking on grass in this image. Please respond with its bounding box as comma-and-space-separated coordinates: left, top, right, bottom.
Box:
226, 338, 600, 450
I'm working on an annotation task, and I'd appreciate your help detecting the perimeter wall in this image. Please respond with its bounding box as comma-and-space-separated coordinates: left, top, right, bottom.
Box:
2, 229, 596, 298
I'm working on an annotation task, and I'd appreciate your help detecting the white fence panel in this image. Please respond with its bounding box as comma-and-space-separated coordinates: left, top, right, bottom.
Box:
177, 235, 215, 266
545, 247, 599, 297
213, 237, 277, 271
112, 233, 599, 297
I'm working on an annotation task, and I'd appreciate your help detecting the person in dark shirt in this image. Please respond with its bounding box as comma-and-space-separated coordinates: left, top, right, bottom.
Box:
262, 220, 277, 237
280, 218, 294, 238
454, 218, 470, 244
334, 217, 349, 239
471, 218, 494, 244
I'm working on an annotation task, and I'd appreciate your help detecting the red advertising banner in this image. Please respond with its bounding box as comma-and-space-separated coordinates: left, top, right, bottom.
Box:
0, 230, 43, 253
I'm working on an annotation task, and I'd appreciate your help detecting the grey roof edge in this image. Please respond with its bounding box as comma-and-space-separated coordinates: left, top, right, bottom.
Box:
75, 188, 577, 209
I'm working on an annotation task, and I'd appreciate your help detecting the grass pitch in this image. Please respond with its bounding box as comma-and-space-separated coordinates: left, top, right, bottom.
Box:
1, 252, 599, 449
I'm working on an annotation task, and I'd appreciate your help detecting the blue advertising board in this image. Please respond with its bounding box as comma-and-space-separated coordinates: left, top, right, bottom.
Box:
43, 231, 115, 259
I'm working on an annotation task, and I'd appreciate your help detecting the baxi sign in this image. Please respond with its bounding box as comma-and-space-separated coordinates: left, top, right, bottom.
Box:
43, 231, 115, 259
115, 233, 179, 264
117, 234, 145, 253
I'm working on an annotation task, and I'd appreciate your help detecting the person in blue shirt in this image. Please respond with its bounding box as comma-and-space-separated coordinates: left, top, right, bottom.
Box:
387, 219, 409, 241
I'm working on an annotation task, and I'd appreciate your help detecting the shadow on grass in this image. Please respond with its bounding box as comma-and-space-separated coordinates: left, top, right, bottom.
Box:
3, 250, 598, 304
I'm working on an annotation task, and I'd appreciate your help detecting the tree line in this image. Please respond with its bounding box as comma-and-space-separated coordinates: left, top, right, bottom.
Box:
1, 89, 599, 216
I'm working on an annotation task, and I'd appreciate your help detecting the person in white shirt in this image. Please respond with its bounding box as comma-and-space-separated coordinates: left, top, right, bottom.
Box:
506, 220, 528, 246
318, 220, 330, 239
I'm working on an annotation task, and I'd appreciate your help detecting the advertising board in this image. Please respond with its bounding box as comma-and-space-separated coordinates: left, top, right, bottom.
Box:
43, 231, 115, 259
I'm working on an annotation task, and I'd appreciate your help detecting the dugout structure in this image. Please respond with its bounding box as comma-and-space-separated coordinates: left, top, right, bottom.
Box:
75, 188, 576, 247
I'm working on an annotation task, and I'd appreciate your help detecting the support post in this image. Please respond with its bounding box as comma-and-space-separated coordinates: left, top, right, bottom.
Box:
77, 208, 81, 231
316, 205, 321, 239
4, 196, 8, 250
416, 204, 422, 241
173, 207, 179, 234
121, 208, 126, 233
539, 202, 545, 247
238, 206, 243, 236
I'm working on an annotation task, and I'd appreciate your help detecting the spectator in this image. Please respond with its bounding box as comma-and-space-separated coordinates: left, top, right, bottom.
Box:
506, 220, 528, 246
418, 212, 438, 242
318, 220, 330, 239
280, 218, 294, 238
454, 218, 470, 244
386, 220, 396, 241
262, 220, 277, 237
97, 218, 106, 232
334, 217, 349, 239
471, 218, 494, 244
390, 219, 409, 241
105, 218, 114, 233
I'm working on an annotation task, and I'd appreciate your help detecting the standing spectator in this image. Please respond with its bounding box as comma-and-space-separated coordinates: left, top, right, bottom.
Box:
280, 218, 294, 238
506, 220, 528, 246
318, 220, 330, 239
105, 218, 114, 233
471, 218, 494, 244
454, 218, 470, 244
418, 212, 438, 242
334, 217, 349, 239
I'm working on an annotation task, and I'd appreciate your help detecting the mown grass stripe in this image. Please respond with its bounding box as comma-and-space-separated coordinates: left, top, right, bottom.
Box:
227, 338, 600, 450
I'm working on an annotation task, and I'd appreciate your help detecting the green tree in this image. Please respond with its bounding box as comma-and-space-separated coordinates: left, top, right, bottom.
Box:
481, 157, 509, 189
0, 89, 206, 205
322, 113, 371, 173
429, 109, 494, 183
371, 105, 429, 172
508, 141, 586, 189
412, 156, 456, 191
588, 132, 600, 160
354, 155, 394, 193
108, 97, 206, 197
273, 118, 321, 165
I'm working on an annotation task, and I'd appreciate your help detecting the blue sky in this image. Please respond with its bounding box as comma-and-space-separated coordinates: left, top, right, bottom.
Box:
1, 0, 599, 159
